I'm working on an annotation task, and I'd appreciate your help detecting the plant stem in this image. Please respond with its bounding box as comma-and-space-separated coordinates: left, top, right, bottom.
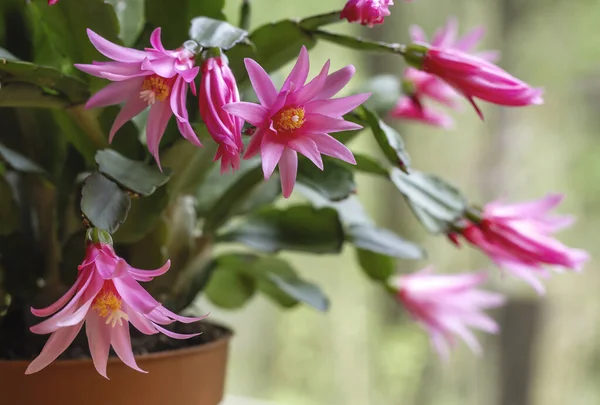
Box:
239, 0, 251, 31
33, 180, 62, 287
299, 10, 344, 29
310, 29, 406, 55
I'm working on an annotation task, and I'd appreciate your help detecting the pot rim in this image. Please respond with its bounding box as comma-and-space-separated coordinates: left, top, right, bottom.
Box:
0, 321, 234, 368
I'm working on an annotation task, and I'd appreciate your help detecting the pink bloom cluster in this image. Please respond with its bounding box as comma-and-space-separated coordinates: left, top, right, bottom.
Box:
453, 194, 589, 293
26, 242, 207, 378
224, 46, 370, 198
341, 0, 395, 27
394, 268, 504, 359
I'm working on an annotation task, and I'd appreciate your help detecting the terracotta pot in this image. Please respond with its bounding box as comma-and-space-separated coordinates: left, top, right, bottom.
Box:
0, 325, 233, 405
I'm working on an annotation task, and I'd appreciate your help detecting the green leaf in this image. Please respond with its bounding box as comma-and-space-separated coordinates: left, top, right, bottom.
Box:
0, 143, 47, 175
0, 57, 89, 106
227, 20, 317, 86
359, 106, 410, 172
96, 149, 171, 196
235, 175, 281, 216
217, 205, 344, 254
350, 153, 389, 176
145, 0, 226, 49
355, 248, 396, 282
390, 168, 467, 228
268, 273, 329, 311
348, 224, 424, 259
106, 0, 145, 46
361, 74, 402, 113
253, 257, 299, 309
80, 173, 131, 233
0, 176, 19, 236
202, 160, 265, 233
204, 255, 256, 309
189, 17, 248, 51
297, 158, 356, 202
113, 186, 169, 243
311, 30, 406, 54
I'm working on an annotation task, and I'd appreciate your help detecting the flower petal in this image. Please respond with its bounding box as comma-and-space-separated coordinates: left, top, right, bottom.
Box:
87, 29, 148, 63
25, 322, 84, 375
153, 323, 201, 339
260, 138, 285, 179
315, 65, 355, 100
282, 46, 309, 91
146, 101, 173, 168
223, 102, 269, 127
30, 276, 83, 317
306, 93, 371, 117
111, 322, 147, 373
288, 137, 323, 170
86, 311, 112, 379
109, 95, 148, 142
279, 148, 298, 199
113, 276, 161, 314
302, 113, 363, 134
127, 260, 171, 282
245, 58, 278, 106
86, 77, 144, 109
306, 133, 356, 165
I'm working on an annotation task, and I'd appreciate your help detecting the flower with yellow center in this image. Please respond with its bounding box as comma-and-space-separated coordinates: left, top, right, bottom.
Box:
139, 74, 171, 105
92, 289, 129, 327
273, 107, 305, 133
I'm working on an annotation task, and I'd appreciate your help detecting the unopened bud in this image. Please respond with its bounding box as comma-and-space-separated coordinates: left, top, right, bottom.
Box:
86, 227, 113, 246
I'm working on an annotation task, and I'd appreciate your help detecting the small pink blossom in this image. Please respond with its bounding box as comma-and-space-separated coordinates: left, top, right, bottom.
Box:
48, 0, 59, 4
406, 43, 543, 119
26, 242, 207, 378
75, 28, 201, 168
389, 95, 454, 129
395, 268, 504, 359
458, 194, 589, 293
199, 56, 244, 173
224, 46, 370, 198
340, 0, 394, 27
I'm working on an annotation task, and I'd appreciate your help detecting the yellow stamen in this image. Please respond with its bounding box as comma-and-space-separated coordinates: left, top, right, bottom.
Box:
92, 290, 129, 327
273, 107, 305, 133
140, 75, 171, 105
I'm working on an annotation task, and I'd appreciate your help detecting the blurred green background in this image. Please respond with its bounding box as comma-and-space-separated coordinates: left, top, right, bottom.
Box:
196, 0, 600, 404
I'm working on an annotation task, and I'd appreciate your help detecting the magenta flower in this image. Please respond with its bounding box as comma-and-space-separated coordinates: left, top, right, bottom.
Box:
26, 242, 207, 378
199, 56, 244, 173
75, 28, 201, 168
48, 0, 59, 4
223, 46, 370, 198
394, 268, 505, 359
459, 194, 589, 293
340, 0, 394, 27
406, 44, 543, 119
389, 95, 453, 129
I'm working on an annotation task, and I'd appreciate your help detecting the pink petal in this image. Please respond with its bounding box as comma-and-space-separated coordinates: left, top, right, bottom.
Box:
87, 29, 148, 63
141, 57, 177, 78
124, 303, 159, 335
455, 26, 486, 52
223, 102, 268, 127
288, 137, 323, 170
291, 60, 330, 105
153, 323, 201, 339
149, 27, 167, 54
113, 276, 161, 314
307, 133, 356, 165
243, 128, 266, 159
245, 58, 278, 106
86, 77, 144, 109
409, 24, 427, 42
111, 322, 147, 373
282, 46, 310, 91
302, 113, 363, 134
315, 65, 356, 100
25, 322, 84, 375
127, 260, 171, 282
108, 95, 148, 142
146, 101, 173, 168
31, 276, 83, 317
279, 148, 298, 198
155, 306, 209, 324
260, 138, 285, 179
306, 93, 371, 117
75, 61, 146, 81
86, 311, 112, 379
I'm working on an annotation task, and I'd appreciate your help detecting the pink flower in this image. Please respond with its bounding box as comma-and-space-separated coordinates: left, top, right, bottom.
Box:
340, 0, 394, 27
223, 46, 370, 198
458, 194, 589, 293
199, 56, 244, 173
75, 28, 201, 168
406, 43, 543, 119
48, 0, 59, 4
394, 268, 505, 359
389, 95, 454, 129
404, 68, 460, 109
26, 242, 207, 378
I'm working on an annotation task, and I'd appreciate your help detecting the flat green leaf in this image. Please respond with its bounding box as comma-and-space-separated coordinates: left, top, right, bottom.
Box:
0, 176, 19, 236
350, 153, 389, 176
0, 57, 88, 106
348, 224, 424, 259
189, 17, 248, 51
146, 0, 226, 49
80, 172, 131, 233
359, 106, 410, 172
204, 254, 256, 309
217, 205, 344, 254
96, 149, 170, 196
235, 175, 281, 216
297, 158, 356, 202
0, 143, 47, 175
390, 168, 467, 227
106, 0, 145, 46
113, 186, 169, 243
268, 274, 329, 311
253, 257, 299, 309
227, 20, 317, 86
355, 248, 396, 282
